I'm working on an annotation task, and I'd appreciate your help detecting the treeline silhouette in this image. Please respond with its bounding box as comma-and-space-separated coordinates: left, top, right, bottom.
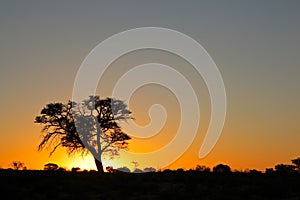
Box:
4, 157, 300, 174
1, 162, 300, 200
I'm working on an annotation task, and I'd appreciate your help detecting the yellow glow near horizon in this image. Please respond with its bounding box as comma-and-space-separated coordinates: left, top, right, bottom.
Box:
64, 154, 135, 171
66, 155, 97, 171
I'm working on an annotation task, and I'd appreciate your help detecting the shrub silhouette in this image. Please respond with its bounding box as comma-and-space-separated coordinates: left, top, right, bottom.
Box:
144, 167, 156, 172
213, 164, 231, 173
44, 163, 59, 171
71, 167, 81, 172
195, 165, 211, 172
116, 166, 131, 173
11, 161, 26, 170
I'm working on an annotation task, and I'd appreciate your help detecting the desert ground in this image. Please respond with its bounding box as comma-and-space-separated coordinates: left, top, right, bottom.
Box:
1, 169, 300, 200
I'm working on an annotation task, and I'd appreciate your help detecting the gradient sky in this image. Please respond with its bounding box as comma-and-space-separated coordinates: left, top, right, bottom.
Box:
0, 0, 300, 171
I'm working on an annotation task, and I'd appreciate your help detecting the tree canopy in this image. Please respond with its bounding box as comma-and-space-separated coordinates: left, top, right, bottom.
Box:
212, 164, 231, 173
35, 96, 132, 173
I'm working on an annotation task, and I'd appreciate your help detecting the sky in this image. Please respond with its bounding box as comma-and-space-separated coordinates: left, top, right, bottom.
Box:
0, 0, 300, 171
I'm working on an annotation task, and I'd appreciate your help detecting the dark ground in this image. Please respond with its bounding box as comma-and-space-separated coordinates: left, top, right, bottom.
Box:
1, 170, 300, 200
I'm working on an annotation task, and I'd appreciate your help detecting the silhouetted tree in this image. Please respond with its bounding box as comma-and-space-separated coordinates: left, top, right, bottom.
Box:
144, 167, 156, 172
265, 168, 274, 174
213, 164, 231, 173
35, 96, 132, 173
133, 168, 143, 173
248, 169, 262, 174
11, 161, 26, 170
162, 169, 173, 173
275, 164, 296, 174
175, 168, 185, 173
195, 165, 211, 172
71, 167, 81, 172
57, 167, 66, 172
116, 166, 131, 173
291, 157, 300, 172
44, 163, 59, 171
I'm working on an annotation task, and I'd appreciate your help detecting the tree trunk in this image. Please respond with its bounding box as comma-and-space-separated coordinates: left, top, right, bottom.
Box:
94, 157, 104, 173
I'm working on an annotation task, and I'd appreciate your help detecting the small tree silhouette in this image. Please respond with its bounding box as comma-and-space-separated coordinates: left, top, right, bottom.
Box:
11, 161, 26, 170
265, 168, 274, 174
72, 167, 81, 172
44, 163, 59, 171
116, 166, 131, 173
195, 165, 211, 172
291, 157, 300, 172
213, 164, 231, 173
144, 167, 156, 172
